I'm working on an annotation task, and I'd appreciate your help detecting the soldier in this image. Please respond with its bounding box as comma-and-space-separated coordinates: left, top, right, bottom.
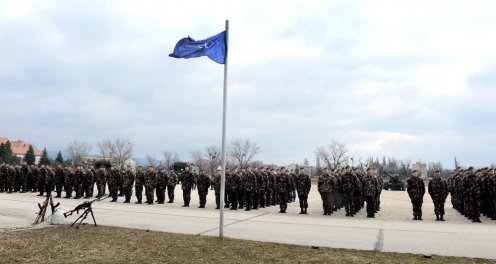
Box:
428, 169, 449, 221
224, 167, 231, 208
45, 166, 56, 195
54, 165, 64, 197
30, 165, 40, 193
289, 169, 297, 202
465, 167, 482, 222
276, 168, 291, 213
122, 167, 135, 203
237, 168, 245, 209
341, 166, 361, 217
0, 164, 4, 193
134, 166, 145, 204
64, 167, 74, 198
181, 166, 195, 207
37, 165, 46, 196
296, 167, 311, 214
83, 167, 94, 198
229, 167, 241, 210
318, 168, 331, 215
243, 167, 257, 211
155, 166, 168, 204
197, 169, 211, 208
407, 170, 425, 220
108, 166, 120, 202
167, 169, 178, 203
253, 167, 262, 210
212, 168, 222, 209
73, 166, 84, 199
374, 168, 383, 212
95, 166, 107, 198
259, 167, 268, 208
363, 168, 378, 218
144, 166, 156, 204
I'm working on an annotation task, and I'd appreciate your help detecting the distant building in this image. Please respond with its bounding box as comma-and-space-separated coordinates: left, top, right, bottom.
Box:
412, 162, 427, 179
0, 137, 43, 164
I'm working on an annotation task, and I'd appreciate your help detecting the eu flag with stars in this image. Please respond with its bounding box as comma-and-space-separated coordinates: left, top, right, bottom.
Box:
169, 31, 226, 64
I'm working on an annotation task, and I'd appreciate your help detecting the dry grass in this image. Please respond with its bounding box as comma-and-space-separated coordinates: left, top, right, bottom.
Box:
0, 225, 494, 264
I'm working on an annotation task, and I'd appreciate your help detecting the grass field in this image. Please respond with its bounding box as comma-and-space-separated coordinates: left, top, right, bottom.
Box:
0, 225, 494, 263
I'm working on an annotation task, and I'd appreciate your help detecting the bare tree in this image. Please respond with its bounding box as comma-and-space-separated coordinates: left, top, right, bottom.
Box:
228, 138, 261, 168
66, 140, 92, 166
315, 140, 348, 169
163, 151, 179, 171
97, 139, 112, 161
203, 145, 221, 174
191, 150, 205, 171
146, 154, 158, 167
107, 138, 134, 166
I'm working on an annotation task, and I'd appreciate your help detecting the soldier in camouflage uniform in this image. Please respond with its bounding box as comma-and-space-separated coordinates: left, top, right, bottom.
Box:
134, 166, 145, 204
488, 168, 496, 220
30, 165, 39, 193
64, 167, 74, 198
229, 167, 241, 210
363, 168, 378, 218
122, 167, 135, 203
428, 169, 448, 221
407, 170, 425, 220
289, 169, 297, 202
167, 169, 178, 203
341, 166, 361, 217
212, 168, 222, 209
155, 166, 168, 204
318, 168, 331, 215
37, 165, 47, 196
83, 167, 94, 198
296, 167, 311, 214
197, 169, 211, 208
276, 168, 291, 213
0, 164, 4, 192
95, 166, 107, 198
465, 167, 482, 222
374, 168, 383, 212
108, 166, 120, 202
243, 167, 257, 211
259, 167, 268, 208
54, 165, 64, 197
253, 167, 262, 209
20, 164, 30, 193
237, 168, 245, 209
73, 166, 84, 199
266, 168, 275, 207
181, 166, 195, 207
223, 167, 231, 208
144, 166, 156, 204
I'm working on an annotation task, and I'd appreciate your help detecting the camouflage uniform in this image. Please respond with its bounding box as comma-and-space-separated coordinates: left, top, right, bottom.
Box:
155, 168, 168, 204
276, 169, 290, 213
95, 168, 107, 198
134, 167, 144, 203
181, 169, 195, 207
54, 166, 64, 197
83, 168, 94, 198
122, 168, 135, 203
197, 171, 210, 208
229, 170, 241, 210
0, 164, 4, 192
428, 172, 448, 221
296, 169, 311, 214
341, 169, 361, 217
318, 171, 333, 215
243, 169, 257, 211
144, 167, 156, 204
167, 171, 178, 203
212, 170, 222, 209
108, 167, 121, 202
363, 170, 378, 218
407, 173, 425, 220
464, 169, 482, 222
63, 167, 74, 198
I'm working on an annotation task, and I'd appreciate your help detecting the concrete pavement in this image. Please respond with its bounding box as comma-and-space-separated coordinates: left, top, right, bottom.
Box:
1, 190, 496, 259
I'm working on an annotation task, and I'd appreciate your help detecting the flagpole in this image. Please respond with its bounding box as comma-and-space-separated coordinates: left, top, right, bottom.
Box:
219, 19, 229, 238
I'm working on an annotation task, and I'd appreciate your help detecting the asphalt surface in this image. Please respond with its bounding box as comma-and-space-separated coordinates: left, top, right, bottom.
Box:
1, 187, 495, 259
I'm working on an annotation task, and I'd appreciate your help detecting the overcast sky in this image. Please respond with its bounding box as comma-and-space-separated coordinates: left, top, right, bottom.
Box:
1, 0, 495, 168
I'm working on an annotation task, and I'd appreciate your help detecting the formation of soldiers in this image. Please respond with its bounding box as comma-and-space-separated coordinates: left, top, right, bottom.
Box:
318, 166, 383, 218
2, 162, 496, 222
448, 167, 496, 222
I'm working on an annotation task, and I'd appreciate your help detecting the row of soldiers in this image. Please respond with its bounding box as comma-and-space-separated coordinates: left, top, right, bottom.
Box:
318, 166, 383, 218
222, 166, 311, 214
448, 167, 496, 222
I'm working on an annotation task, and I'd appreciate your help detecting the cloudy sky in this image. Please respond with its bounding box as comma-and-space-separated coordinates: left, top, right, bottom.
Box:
1, 0, 495, 168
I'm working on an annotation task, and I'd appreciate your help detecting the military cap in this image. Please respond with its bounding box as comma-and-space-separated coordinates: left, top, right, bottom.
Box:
434, 169, 440, 173
468, 166, 474, 170
412, 169, 419, 173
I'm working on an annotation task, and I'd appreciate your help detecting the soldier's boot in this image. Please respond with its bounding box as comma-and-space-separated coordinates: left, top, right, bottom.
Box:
413, 214, 417, 220
299, 208, 304, 214
304, 208, 308, 214
224, 204, 230, 208
418, 214, 423, 220
440, 214, 445, 221
123, 199, 130, 203
136, 200, 142, 204
436, 214, 440, 221
472, 217, 481, 223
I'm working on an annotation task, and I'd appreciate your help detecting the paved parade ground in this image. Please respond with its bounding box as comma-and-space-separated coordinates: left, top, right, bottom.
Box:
1, 185, 496, 260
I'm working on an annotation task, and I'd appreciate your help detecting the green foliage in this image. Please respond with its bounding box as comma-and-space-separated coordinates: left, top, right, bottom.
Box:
38, 148, 50, 166
23, 145, 36, 165
55, 150, 64, 164
0, 141, 20, 164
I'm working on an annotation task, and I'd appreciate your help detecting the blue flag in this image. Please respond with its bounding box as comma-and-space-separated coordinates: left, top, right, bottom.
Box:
169, 31, 226, 64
